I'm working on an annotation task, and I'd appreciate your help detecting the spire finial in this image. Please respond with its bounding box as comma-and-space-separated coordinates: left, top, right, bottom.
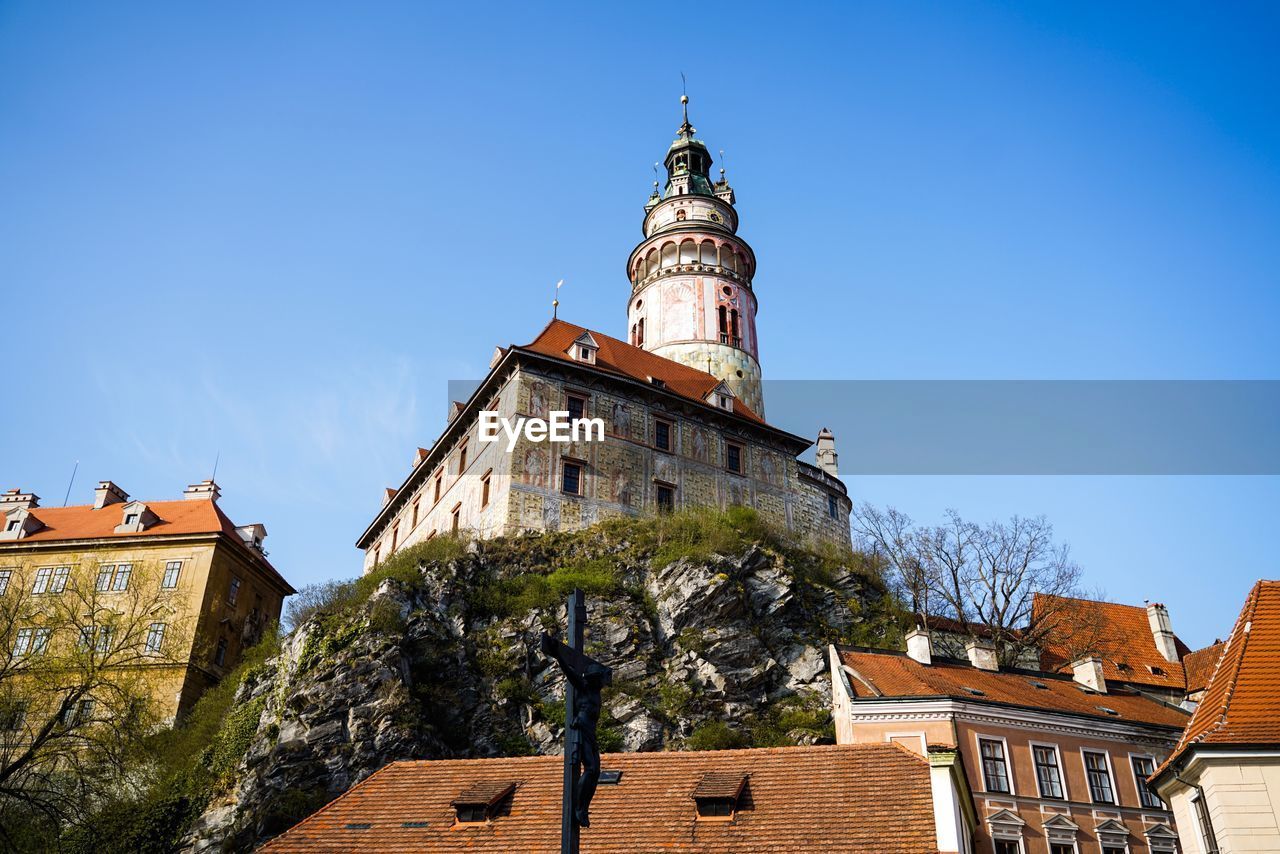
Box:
677, 75, 695, 139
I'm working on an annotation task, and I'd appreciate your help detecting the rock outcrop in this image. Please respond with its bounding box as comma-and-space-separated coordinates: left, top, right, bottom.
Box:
182, 522, 897, 851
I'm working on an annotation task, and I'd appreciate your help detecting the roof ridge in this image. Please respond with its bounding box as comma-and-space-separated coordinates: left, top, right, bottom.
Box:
1193, 579, 1262, 744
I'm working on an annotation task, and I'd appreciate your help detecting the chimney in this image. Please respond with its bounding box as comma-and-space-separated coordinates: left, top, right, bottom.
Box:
382, 487, 396, 507
0, 489, 39, 511
447, 400, 466, 423
905, 628, 933, 665
1071, 657, 1107, 693
815, 428, 839, 477
183, 480, 221, 502
93, 480, 129, 510
965, 639, 999, 672
1146, 602, 1180, 663
413, 447, 429, 468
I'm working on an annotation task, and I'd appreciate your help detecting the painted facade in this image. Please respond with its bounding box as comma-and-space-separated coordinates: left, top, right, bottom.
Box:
358, 99, 852, 570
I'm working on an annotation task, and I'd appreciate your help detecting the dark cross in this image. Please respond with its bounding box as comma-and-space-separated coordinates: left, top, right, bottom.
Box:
541, 588, 612, 854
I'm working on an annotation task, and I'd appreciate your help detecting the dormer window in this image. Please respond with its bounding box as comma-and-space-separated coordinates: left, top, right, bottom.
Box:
568, 332, 599, 365
1, 508, 43, 541
692, 772, 748, 820
705, 382, 735, 412
5, 520, 17, 532
114, 501, 156, 534
451, 781, 516, 825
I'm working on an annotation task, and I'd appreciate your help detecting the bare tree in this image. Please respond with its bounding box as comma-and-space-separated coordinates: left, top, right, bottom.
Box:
0, 556, 193, 844
854, 505, 1089, 664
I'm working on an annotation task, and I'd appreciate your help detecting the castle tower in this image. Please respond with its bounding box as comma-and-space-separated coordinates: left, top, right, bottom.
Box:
626, 96, 765, 416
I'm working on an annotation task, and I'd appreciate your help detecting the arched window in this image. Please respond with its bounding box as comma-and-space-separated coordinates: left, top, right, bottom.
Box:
646, 248, 658, 273
736, 252, 748, 277
637, 317, 645, 346
730, 309, 740, 346
717, 305, 728, 342
722, 246, 737, 272
679, 240, 697, 264
631, 323, 638, 345
700, 240, 716, 265
661, 243, 676, 267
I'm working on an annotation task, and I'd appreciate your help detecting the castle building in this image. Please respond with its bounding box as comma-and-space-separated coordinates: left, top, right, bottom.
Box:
0, 480, 293, 721
357, 99, 851, 571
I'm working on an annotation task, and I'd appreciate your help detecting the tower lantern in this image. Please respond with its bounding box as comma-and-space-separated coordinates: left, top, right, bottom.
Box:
626, 96, 764, 416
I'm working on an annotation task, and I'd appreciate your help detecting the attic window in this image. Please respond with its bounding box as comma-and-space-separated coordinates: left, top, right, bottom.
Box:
124, 513, 139, 525
401, 821, 429, 828
1028, 680, 1049, 690
1116, 662, 1132, 672
452, 781, 516, 824
692, 772, 748, 820
4, 520, 17, 532
962, 687, 986, 696
344, 823, 371, 830
1148, 665, 1166, 676
1095, 705, 1120, 716
599, 770, 623, 785
648, 376, 666, 389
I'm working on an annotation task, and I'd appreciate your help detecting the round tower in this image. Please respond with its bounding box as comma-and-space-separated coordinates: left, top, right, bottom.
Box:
626, 97, 765, 417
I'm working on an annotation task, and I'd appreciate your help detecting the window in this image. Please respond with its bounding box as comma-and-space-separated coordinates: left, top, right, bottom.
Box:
412, 501, 419, 528
827, 494, 839, 519
455, 804, 488, 823
1130, 756, 1163, 808
979, 738, 1011, 793
654, 419, 672, 451
111, 563, 131, 591
726, 443, 742, 473
1083, 750, 1115, 804
391, 523, 399, 552
32, 567, 53, 594
566, 394, 586, 422
96, 565, 114, 591
81, 625, 112, 653
656, 484, 674, 513
0, 700, 26, 731
214, 637, 228, 666
1051, 846, 1074, 854
63, 699, 94, 727
637, 317, 644, 346
4, 519, 18, 532
162, 560, 182, 589
434, 474, 443, 503
1101, 848, 1125, 854
145, 622, 166, 654
32, 627, 50, 655
994, 842, 1021, 854
13, 628, 33, 656
0, 569, 10, 595
228, 576, 241, 605
124, 512, 139, 526
1033, 745, 1065, 799
481, 470, 492, 508
562, 462, 582, 495
49, 566, 70, 593
1192, 792, 1220, 854
458, 442, 468, 473
451, 506, 461, 533
695, 798, 733, 817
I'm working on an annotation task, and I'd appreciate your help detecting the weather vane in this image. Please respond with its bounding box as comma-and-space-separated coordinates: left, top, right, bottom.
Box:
553, 279, 563, 319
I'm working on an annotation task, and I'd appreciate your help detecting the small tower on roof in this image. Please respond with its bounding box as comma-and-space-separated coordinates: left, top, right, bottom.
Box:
626, 95, 765, 416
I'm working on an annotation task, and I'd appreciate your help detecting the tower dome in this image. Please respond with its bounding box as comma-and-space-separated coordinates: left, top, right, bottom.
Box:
626, 97, 765, 416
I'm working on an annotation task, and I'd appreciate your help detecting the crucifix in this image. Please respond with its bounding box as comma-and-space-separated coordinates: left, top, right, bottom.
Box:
540, 588, 612, 853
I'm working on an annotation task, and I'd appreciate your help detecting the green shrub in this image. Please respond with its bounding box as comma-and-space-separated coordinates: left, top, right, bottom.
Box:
685, 720, 748, 751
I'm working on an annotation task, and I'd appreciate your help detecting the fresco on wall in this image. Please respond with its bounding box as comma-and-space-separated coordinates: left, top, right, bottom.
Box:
522, 447, 548, 487
690, 425, 709, 462
610, 401, 630, 438
663, 280, 697, 341
528, 381, 547, 418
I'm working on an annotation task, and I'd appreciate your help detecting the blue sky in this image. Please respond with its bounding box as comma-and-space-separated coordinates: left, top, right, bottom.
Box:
2, 2, 1277, 647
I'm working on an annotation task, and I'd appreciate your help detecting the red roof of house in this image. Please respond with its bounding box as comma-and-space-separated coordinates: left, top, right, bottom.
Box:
1, 498, 292, 593
1033, 594, 1191, 691
260, 743, 940, 853
1182, 641, 1226, 694
517, 319, 767, 425
837, 647, 1190, 731
1157, 580, 1280, 776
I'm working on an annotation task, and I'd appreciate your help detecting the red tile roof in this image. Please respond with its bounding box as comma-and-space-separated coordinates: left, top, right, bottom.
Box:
260, 743, 940, 853
1157, 580, 1280, 777
1182, 641, 1225, 694
1033, 594, 1190, 691
838, 647, 1190, 731
518, 319, 766, 425
0, 499, 292, 592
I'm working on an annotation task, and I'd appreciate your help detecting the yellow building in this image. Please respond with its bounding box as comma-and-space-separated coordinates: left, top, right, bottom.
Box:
0, 479, 294, 720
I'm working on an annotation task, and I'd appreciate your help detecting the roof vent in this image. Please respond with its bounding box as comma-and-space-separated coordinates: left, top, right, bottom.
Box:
962, 686, 986, 697
1095, 705, 1120, 716
1148, 664, 1166, 676
183, 480, 221, 502
344, 823, 371, 830
1028, 680, 1049, 690
452, 781, 517, 824
648, 376, 667, 389
401, 821, 429, 828
692, 772, 748, 819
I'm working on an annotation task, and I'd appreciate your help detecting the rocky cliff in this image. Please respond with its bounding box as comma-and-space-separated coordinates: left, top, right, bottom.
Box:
181, 509, 899, 851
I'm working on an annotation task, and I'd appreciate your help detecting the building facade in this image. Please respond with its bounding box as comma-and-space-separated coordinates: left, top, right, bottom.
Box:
1150, 579, 1280, 854
829, 630, 1190, 854
357, 101, 852, 570
0, 480, 294, 720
